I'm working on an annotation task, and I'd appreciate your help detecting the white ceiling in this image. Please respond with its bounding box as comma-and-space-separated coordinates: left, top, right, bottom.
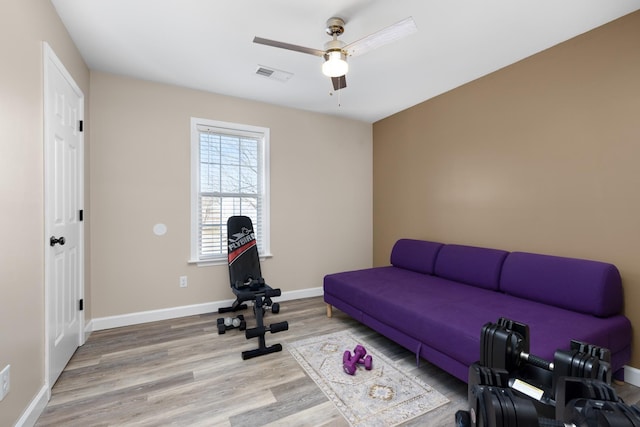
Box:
51, 0, 639, 123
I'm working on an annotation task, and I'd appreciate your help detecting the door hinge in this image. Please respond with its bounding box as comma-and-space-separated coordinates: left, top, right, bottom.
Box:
79, 120, 84, 132
79, 209, 84, 222
79, 299, 84, 311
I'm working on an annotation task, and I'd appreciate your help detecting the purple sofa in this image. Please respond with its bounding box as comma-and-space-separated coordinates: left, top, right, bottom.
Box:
323, 239, 632, 382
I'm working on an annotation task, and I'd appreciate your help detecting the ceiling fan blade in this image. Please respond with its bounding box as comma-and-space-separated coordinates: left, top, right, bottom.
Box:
253, 36, 325, 57
344, 17, 417, 57
331, 75, 347, 91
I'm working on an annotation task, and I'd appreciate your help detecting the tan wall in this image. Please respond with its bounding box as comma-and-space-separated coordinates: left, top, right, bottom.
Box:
373, 11, 640, 367
89, 72, 372, 318
0, 1, 90, 425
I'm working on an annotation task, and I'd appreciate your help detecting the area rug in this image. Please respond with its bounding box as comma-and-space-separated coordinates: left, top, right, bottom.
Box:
288, 331, 449, 427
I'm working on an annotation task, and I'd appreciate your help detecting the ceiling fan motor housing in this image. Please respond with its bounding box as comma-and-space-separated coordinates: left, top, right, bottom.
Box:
324, 17, 347, 58
325, 17, 345, 36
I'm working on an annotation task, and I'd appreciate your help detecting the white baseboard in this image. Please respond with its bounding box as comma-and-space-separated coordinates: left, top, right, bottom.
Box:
624, 365, 640, 387
83, 319, 93, 341
15, 384, 49, 427
277, 286, 323, 302
92, 287, 323, 331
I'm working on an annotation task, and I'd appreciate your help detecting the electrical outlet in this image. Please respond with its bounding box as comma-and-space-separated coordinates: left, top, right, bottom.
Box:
179, 276, 188, 288
0, 365, 10, 401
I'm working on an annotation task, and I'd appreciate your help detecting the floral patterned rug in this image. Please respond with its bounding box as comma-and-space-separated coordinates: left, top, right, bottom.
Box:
288, 331, 450, 426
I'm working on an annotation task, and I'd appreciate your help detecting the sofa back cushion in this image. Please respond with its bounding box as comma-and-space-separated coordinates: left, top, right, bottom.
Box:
500, 252, 623, 317
390, 239, 443, 275
434, 244, 509, 290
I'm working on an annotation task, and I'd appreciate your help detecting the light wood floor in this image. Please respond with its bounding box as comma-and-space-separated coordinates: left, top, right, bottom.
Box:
36, 296, 640, 426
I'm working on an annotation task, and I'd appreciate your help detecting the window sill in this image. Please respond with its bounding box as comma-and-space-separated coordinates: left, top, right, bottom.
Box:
188, 253, 273, 267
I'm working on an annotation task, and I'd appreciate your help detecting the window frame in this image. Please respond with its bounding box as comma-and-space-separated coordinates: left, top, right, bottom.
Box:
189, 117, 270, 266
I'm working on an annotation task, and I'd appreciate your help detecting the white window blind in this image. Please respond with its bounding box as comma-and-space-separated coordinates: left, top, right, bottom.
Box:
190, 118, 269, 264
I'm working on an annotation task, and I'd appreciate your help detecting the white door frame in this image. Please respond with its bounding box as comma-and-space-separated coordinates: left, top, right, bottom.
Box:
43, 42, 85, 395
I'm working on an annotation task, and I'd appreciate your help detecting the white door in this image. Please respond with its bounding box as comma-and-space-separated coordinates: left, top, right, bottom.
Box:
44, 43, 85, 388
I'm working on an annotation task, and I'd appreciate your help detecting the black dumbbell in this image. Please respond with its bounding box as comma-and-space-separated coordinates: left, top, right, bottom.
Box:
481, 318, 552, 373
217, 315, 246, 334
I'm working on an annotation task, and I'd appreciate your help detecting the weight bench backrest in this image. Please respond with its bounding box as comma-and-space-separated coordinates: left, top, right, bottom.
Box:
227, 215, 262, 287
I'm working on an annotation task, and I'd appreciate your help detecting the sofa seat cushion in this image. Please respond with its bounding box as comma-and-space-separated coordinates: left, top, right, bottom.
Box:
324, 267, 631, 369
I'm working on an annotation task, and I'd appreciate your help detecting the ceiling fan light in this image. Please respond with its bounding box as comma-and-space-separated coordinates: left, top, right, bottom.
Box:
322, 51, 348, 77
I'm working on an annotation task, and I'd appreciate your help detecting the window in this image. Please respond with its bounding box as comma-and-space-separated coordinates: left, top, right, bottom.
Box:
190, 117, 270, 265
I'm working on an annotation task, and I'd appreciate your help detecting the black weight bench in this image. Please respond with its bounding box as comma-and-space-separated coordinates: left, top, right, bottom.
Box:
218, 215, 288, 359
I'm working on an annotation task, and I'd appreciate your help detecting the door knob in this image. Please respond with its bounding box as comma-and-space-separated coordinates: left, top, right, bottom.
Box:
50, 236, 66, 247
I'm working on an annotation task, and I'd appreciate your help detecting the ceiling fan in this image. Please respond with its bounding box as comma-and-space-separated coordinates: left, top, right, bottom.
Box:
253, 16, 417, 91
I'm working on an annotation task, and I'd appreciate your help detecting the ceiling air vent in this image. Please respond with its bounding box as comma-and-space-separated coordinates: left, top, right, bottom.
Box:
255, 65, 293, 83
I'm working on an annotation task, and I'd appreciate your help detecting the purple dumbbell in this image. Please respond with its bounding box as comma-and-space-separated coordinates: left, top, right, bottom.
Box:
343, 344, 373, 375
